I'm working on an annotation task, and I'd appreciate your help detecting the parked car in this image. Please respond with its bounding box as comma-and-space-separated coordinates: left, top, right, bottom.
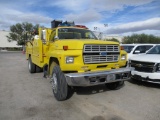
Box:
121, 44, 155, 61
128, 44, 160, 83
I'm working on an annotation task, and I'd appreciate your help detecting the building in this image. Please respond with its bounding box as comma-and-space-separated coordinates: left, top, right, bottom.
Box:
0, 30, 21, 51
93, 31, 124, 43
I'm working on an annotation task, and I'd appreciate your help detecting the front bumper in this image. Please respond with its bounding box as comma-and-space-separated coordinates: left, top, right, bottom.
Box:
65, 67, 131, 86
131, 70, 160, 84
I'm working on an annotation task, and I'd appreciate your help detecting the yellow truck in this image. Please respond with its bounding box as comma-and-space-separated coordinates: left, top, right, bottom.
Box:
26, 20, 131, 101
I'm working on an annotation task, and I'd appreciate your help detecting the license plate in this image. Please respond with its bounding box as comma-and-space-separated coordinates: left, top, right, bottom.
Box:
106, 74, 116, 81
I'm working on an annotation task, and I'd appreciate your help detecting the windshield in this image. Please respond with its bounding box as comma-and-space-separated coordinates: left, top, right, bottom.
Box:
147, 45, 160, 54
122, 45, 134, 53
58, 28, 98, 40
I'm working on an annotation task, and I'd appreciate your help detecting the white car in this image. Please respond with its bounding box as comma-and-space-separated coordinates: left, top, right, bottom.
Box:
121, 44, 154, 61
128, 45, 160, 83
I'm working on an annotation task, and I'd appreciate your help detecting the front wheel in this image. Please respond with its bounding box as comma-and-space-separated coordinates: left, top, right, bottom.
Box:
28, 57, 36, 73
51, 65, 70, 101
105, 81, 124, 90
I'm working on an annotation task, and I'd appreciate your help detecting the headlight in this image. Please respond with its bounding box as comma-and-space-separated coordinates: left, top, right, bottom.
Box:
155, 63, 160, 72
121, 54, 126, 60
66, 57, 74, 63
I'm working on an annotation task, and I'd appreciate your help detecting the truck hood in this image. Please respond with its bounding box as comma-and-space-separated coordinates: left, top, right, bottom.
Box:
129, 54, 160, 63
54, 39, 119, 50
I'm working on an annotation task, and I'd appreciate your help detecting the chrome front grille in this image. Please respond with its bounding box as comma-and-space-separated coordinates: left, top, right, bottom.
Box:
84, 55, 119, 63
130, 60, 155, 72
83, 44, 120, 64
84, 45, 119, 52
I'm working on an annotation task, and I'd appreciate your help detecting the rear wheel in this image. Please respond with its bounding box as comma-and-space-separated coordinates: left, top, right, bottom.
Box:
28, 57, 36, 73
51, 65, 70, 101
105, 81, 124, 90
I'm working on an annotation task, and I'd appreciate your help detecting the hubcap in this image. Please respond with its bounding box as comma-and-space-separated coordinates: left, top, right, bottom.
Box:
51, 73, 58, 93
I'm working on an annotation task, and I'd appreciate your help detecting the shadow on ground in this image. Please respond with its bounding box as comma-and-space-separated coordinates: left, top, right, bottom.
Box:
73, 83, 125, 95
129, 79, 160, 89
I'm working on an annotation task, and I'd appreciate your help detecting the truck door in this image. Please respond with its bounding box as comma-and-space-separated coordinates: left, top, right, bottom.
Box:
48, 29, 57, 50
31, 34, 43, 66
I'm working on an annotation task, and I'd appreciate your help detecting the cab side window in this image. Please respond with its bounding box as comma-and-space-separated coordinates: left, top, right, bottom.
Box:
133, 45, 153, 54
146, 45, 153, 51
49, 30, 56, 41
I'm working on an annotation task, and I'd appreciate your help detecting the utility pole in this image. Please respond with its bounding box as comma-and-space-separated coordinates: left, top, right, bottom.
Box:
94, 24, 108, 40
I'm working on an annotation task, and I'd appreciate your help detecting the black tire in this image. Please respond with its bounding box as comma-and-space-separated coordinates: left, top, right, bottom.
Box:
51, 65, 70, 101
28, 57, 36, 73
105, 81, 124, 90
36, 65, 43, 73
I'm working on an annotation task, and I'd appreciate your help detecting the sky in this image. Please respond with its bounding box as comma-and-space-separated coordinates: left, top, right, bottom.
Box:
0, 0, 160, 36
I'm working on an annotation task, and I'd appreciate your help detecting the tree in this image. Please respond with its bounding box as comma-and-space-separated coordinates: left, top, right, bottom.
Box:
122, 34, 160, 44
6, 22, 39, 45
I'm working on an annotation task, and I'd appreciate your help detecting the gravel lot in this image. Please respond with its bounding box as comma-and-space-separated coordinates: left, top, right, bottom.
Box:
0, 52, 160, 120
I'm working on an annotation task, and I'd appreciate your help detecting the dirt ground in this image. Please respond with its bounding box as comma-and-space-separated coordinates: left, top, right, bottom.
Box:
0, 52, 160, 120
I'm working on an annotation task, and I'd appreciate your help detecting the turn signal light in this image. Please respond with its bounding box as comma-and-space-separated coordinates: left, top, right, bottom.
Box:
63, 46, 68, 50
120, 46, 124, 50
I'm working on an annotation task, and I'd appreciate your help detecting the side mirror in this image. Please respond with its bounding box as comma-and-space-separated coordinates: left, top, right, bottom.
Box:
54, 36, 59, 40
134, 50, 140, 54
41, 30, 46, 41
